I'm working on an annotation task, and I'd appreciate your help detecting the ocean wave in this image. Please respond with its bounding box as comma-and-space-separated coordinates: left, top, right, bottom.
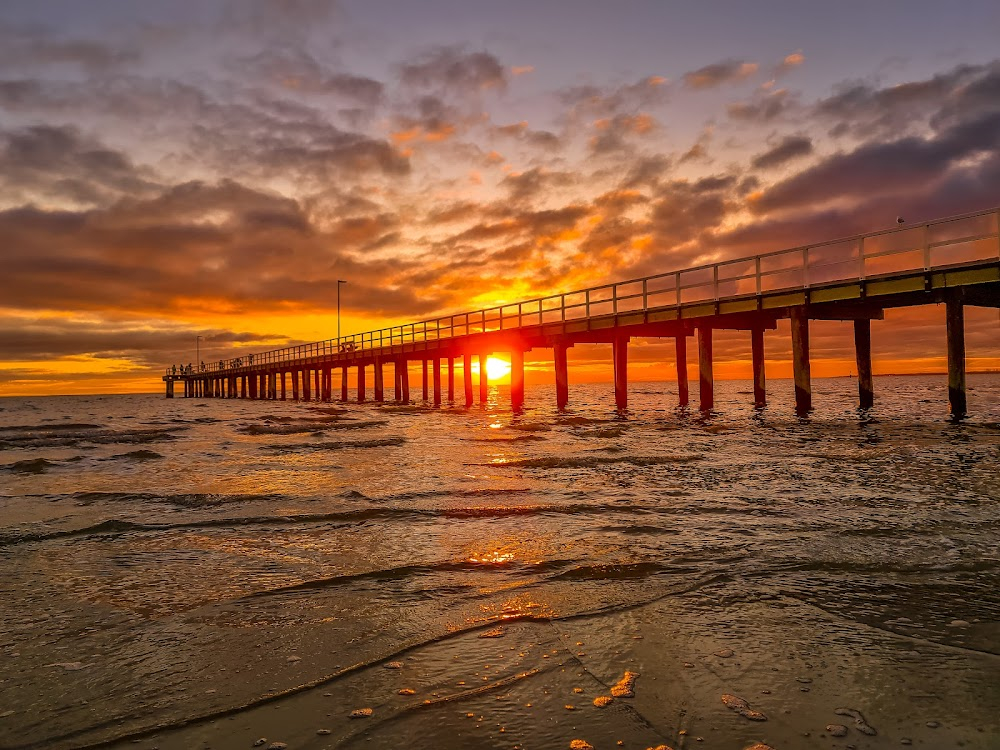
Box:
484, 454, 701, 469
2, 457, 60, 474
0, 498, 673, 546
107, 450, 164, 461
549, 561, 667, 580
264, 437, 407, 451
575, 427, 628, 438
0, 422, 103, 433
0, 426, 182, 450
507, 422, 552, 432
466, 434, 547, 443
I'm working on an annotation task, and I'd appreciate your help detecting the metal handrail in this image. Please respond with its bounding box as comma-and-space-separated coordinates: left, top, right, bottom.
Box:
166, 207, 1000, 376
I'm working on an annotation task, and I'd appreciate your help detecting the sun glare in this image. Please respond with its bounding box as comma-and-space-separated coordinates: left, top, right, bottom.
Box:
485, 356, 511, 381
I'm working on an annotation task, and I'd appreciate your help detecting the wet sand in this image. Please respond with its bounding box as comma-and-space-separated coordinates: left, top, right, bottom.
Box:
102, 587, 999, 750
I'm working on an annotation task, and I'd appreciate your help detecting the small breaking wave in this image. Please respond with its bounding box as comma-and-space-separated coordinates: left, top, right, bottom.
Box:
466, 434, 547, 443
484, 454, 700, 469
0, 426, 182, 450
2, 458, 60, 474
107, 450, 164, 461
0, 422, 103, 433
264, 436, 406, 452
549, 561, 668, 580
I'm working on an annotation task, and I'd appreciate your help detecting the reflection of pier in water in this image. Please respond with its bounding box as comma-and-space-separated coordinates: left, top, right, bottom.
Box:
164, 208, 1000, 416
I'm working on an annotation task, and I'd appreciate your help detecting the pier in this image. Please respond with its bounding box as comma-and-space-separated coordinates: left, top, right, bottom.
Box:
164, 208, 1000, 416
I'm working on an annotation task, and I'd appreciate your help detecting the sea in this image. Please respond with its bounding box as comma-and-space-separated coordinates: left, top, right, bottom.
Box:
1, 375, 999, 750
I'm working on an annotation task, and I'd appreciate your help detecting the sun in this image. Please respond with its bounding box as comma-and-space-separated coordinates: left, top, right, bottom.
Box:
472, 356, 511, 381
486, 356, 511, 381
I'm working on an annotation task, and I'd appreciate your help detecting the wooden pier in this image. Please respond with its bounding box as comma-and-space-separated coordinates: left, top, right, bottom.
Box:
164, 208, 1000, 416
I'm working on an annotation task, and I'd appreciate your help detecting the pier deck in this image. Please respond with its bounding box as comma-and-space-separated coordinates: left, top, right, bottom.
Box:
165, 208, 1000, 415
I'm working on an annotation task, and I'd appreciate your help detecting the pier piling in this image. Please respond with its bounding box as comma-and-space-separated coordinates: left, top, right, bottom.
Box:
613, 337, 628, 411
432, 358, 442, 405
463, 354, 474, 407
374, 359, 384, 402
511, 349, 525, 411
854, 320, 874, 408
698, 326, 713, 411
554, 343, 569, 410
675, 335, 689, 406
751, 327, 766, 407
946, 294, 967, 417
479, 353, 488, 405
790, 306, 812, 414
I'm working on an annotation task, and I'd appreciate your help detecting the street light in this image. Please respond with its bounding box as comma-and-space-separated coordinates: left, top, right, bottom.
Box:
337, 280, 347, 343
196, 335, 203, 370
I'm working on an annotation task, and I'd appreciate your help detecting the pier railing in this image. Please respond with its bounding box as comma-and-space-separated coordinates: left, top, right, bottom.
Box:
167, 207, 1000, 375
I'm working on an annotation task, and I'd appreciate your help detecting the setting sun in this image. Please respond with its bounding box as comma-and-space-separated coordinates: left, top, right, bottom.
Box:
485, 356, 511, 381
471, 356, 511, 381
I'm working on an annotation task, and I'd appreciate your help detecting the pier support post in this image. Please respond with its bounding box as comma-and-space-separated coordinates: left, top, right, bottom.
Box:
242, 376, 248, 399
422, 360, 429, 401
302, 368, 311, 401
946, 294, 967, 417
463, 353, 474, 407
790, 306, 812, 414
613, 337, 629, 411
854, 319, 874, 409
554, 343, 569, 410
249, 374, 257, 400
357, 364, 366, 402
400, 359, 410, 404
291, 371, 299, 400
314, 369, 321, 401
165, 380, 174, 398
698, 326, 714, 411
374, 359, 384, 402
479, 353, 489, 405
751, 327, 766, 407
510, 349, 525, 411
675, 335, 689, 406
280, 371, 286, 401
432, 358, 442, 405
341, 366, 349, 402
447, 357, 455, 403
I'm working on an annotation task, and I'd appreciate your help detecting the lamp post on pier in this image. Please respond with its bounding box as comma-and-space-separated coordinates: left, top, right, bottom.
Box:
337, 280, 347, 344
196, 335, 202, 370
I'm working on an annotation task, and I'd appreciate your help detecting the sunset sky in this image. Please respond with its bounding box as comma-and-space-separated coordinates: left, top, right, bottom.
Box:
2, 0, 999, 395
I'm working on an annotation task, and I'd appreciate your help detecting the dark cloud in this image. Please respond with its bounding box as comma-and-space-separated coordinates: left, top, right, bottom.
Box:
492, 121, 561, 150
0, 179, 431, 320
753, 110, 1000, 213
398, 47, 507, 92
588, 113, 658, 156
815, 61, 1000, 138
0, 318, 288, 363
499, 168, 575, 205
621, 155, 672, 189
558, 75, 669, 120
727, 87, 797, 122
678, 128, 714, 164
751, 135, 813, 170
240, 49, 385, 105
0, 24, 139, 73
683, 59, 758, 90
0, 125, 160, 206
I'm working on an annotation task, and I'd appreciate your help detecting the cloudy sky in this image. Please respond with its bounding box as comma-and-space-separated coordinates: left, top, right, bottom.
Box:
2, 0, 999, 394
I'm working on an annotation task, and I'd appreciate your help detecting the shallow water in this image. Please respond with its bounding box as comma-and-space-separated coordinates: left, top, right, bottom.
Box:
1, 375, 999, 750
